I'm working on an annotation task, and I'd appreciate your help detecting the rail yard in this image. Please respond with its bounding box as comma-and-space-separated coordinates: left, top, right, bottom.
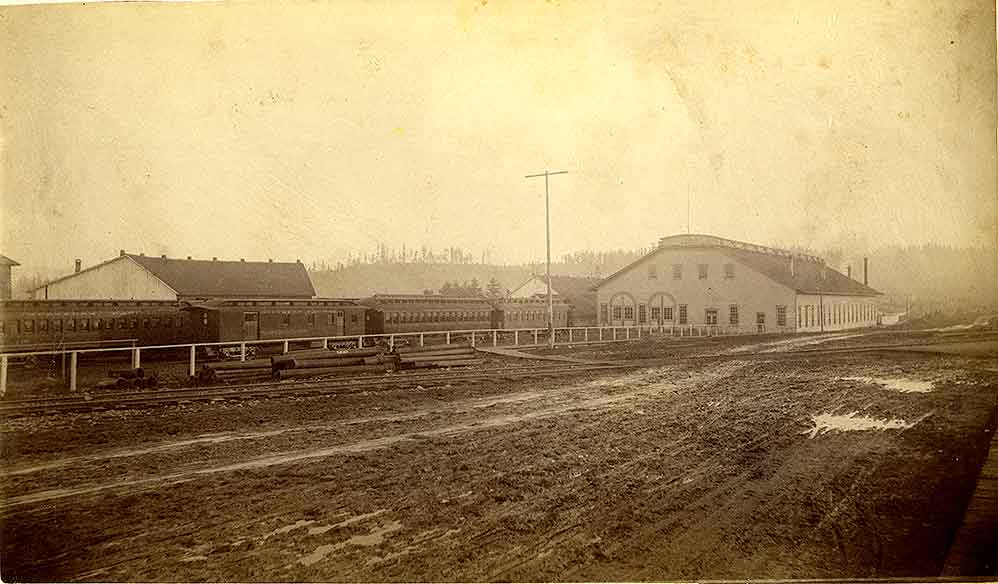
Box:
2, 329, 996, 581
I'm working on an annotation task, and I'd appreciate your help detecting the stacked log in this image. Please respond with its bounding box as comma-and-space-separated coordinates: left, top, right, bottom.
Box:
396, 344, 480, 369
271, 347, 396, 380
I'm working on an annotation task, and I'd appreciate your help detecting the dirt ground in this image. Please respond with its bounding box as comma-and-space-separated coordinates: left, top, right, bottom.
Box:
1, 345, 997, 581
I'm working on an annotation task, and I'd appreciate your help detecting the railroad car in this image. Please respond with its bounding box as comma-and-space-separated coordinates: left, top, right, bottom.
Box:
491, 297, 571, 330
0, 300, 190, 352
183, 298, 367, 343
361, 294, 495, 335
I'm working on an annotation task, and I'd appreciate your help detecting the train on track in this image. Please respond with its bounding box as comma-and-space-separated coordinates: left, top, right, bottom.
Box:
0, 295, 572, 353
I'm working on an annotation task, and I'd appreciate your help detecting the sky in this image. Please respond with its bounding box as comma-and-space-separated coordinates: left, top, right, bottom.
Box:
1, 0, 995, 280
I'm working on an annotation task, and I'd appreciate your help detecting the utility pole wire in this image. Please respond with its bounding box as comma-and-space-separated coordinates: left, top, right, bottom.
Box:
525, 170, 568, 349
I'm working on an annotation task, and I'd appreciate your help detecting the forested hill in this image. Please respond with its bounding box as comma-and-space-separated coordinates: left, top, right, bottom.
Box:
309, 244, 998, 315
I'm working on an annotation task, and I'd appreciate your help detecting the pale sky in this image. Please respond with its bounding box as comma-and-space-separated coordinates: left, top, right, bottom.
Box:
1, 0, 995, 278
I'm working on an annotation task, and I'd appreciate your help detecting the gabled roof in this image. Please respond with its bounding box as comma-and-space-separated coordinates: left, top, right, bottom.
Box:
0, 255, 20, 266
127, 254, 315, 298
596, 233, 881, 297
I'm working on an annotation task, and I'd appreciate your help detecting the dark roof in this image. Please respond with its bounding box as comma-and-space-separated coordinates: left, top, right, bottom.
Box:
128, 254, 315, 298
0, 255, 20, 266
596, 233, 880, 297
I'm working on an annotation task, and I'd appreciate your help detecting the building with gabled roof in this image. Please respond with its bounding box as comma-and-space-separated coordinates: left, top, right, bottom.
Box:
0, 255, 20, 300
510, 274, 601, 326
31, 251, 315, 301
594, 234, 881, 332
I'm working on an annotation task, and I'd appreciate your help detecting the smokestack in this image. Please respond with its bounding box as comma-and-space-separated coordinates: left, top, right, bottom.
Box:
119, 249, 125, 257
240, 258, 245, 262
160, 254, 167, 259
74, 259, 81, 273
790, 255, 796, 277
212, 257, 218, 261
863, 257, 868, 286
847, 265, 852, 279
187, 256, 192, 260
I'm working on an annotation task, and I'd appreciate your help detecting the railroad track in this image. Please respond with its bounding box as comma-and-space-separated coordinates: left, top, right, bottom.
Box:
3, 333, 993, 418
0, 362, 638, 417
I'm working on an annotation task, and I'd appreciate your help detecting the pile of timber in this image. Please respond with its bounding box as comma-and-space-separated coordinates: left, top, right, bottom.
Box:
271, 347, 397, 380
197, 358, 275, 384
95, 367, 159, 390
396, 343, 480, 369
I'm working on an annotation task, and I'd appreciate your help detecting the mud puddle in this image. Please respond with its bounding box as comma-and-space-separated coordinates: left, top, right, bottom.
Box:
841, 376, 934, 393
300, 520, 403, 566
805, 411, 933, 438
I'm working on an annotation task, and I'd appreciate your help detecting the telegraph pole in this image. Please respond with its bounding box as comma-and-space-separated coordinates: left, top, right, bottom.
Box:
525, 169, 568, 348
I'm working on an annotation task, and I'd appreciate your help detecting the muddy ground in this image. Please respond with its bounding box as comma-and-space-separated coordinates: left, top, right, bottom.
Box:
1, 345, 997, 581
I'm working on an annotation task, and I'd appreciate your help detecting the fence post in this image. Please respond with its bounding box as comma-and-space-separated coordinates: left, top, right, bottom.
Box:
514, 330, 519, 345
358, 335, 364, 348
240, 343, 247, 361
70, 352, 78, 392
188, 345, 196, 377
389, 335, 395, 351
533, 329, 539, 345
132, 348, 141, 369
585, 328, 589, 342
445, 331, 451, 345
569, 328, 573, 343
0, 355, 7, 397
599, 328, 603, 341
322, 338, 328, 349
613, 327, 617, 341
419, 333, 424, 347
471, 332, 476, 347
492, 330, 497, 347
283, 340, 289, 354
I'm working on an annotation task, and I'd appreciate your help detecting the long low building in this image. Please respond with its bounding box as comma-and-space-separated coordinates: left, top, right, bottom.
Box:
595, 234, 881, 333
32, 251, 315, 301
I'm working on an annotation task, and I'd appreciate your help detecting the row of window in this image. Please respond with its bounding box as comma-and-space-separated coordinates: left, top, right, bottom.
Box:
2, 315, 182, 336
600, 303, 789, 327
508, 311, 565, 322
648, 263, 736, 281
254, 311, 357, 328
798, 303, 875, 328
385, 310, 491, 325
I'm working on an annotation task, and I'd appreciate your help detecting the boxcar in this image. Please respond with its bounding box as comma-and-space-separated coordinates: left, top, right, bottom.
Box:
183, 298, 367, 343
361, 294, 495, 335
0, 299, 189, 351
492, 297, 570, 330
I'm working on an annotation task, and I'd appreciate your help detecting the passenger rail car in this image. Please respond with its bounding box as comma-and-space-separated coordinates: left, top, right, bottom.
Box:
491, 297, 570, 330
183, 298, 367, 343
0, 300, 189, 352
362, 294, 495, 335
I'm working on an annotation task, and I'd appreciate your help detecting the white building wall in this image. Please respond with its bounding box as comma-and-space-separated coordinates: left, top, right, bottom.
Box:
595, 248, 798, 332
795, 293, 878, 332
36, 257, 177, 300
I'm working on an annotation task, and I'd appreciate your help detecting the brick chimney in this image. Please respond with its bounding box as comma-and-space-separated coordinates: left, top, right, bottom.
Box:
74, 259, 81, 273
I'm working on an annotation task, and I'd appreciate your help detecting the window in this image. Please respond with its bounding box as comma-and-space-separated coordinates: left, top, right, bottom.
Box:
664, 307, 674, 321
307, 313, 315, 327
0, 321, 4, 334
705, 309, 718, 325
678, 304, 688, 324
39, 319, 49, 332
24, 319, 34, 333
624, 306, 634, 320
80, 319, 90, 332
280, 313, 291, 327
328, 313, 335, 325
651, 306, 660, 321
648, 264, 657, 280
613, 306, 622, 320
672, 264, 682, 280
68, 319, 77, 332
351, 314, 358, 324
142, 318, 150, 329
776, 305, 787, 327
165, 317, 173, 328
104, 318, 112, 331
600, 303, 608, 323
152, 317, 161, 328
638, 304, 647, 323
797, 306, 802, 328
756, 312, 766, 324
724, 263, 735, 279
729, 304, 739, 325
698, 264, 708, 280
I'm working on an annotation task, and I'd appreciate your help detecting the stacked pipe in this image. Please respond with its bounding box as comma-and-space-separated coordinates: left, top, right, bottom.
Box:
198, 358, 275, 384
271, 347, 397, 380
396, 343, 480, 369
